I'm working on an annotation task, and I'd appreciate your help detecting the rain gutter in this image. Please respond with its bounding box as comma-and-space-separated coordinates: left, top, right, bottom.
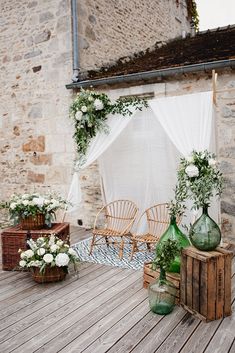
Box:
66, 59, 235, 89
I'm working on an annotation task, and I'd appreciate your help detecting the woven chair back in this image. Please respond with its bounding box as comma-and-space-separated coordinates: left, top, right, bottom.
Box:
104, 200, 138, 233
145, 203, 170, 238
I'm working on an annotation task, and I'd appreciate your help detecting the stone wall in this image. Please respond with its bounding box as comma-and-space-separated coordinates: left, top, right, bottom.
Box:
78, 71, 235, 243
0, 0, 74, 226
0, 0, 191, 227
78, 0, 191, 71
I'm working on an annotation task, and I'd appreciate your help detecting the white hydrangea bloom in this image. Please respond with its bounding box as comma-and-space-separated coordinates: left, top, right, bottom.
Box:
75, 111, 83, 121
22, 200, 29, 206
10, 202, 17, 209
50, 244, 59, 253
24, 249, 34, 258
81, 105, 87, 113
43, 254, 54, 263
55, 253, 70, 267
185, 165, 199, 178
186, 155, 194, 163
37, 248, 46, 256
68, 248, 77, 257
94, 99, 104, 111
19, 260, 27, 267
209, 158, 217, 167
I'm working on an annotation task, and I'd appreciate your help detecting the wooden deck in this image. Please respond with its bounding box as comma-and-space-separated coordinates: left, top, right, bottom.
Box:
0, 226, 234, 353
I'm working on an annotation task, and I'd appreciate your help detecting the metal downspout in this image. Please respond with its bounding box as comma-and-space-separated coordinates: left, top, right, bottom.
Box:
71, 0, 80, 82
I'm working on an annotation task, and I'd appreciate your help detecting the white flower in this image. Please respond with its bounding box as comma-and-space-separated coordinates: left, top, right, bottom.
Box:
186, 155, 194, 163
32, 197, 44, 206
19, 260, 27, 267
185, 165, 199, 178
48, 234, 55, 246
22, 200, 29, 206
81, 105, 87, 113
88, 96, 94, 102
94, 99, 104, 111
201, 153, 206, 159
37, 248, 46, 256
50, 244, 59, 252
43, 254, 54, 263
10, 202, 17, 209
23, 249, 34, 258
56, 240, 64, 247
31, 260, 42, 267
209, 158, 217, 167
75, 111, 83, 121
55, 253, 70, 267
27, 239, 38, 251
68, 248, 77, 257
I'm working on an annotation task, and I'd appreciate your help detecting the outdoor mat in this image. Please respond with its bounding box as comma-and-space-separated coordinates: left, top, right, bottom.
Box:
72, 238, 155, 270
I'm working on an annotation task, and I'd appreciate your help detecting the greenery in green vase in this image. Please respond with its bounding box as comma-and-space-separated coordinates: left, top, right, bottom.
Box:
69, 89, 148, 166
152, 238, 180, 273
177, 150, 223, 210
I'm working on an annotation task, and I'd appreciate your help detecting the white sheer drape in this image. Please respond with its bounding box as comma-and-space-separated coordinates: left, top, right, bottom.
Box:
66, 91, 217, 225
149, 91, 214, 155
66, 113, 134, 212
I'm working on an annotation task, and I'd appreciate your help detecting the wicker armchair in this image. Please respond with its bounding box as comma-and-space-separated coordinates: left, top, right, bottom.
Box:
130, 203, 172, 259
89, 200, 138, 258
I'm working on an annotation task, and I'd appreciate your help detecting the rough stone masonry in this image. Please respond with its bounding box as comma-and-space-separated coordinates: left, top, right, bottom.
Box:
0, 0, 191, 227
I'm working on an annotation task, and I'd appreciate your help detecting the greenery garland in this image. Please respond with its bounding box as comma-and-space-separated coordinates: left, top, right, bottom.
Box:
70, 89, 148, 166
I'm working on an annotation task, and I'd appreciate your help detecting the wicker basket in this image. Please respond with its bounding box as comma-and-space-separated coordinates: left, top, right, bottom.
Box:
21, 214, 45, 230
31, 266, 67, 283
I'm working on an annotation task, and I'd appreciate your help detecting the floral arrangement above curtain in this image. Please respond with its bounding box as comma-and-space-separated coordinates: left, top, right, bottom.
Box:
69, 89, 148, 165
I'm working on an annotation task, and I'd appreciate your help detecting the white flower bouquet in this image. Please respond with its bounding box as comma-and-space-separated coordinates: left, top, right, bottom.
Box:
177, 150, 223, 209
19, 234, 79, 276
1, 192, 69, 227
69, 88, 147, 165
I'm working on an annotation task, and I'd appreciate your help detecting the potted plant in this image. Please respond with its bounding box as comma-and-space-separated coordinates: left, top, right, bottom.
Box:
0, 192, 69, 229
18, 234, 79, 283
149, 239, 180, 315
177, 150, 223, 250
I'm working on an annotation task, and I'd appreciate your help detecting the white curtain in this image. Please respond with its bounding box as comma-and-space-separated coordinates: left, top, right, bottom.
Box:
66, 91, 217, 225
149, 91, 218, 223
65, 113, 134, 212
98, 109, 180, 228
149, 91, 214, 155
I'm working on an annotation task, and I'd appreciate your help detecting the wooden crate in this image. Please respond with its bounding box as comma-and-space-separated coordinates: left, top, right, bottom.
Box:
1, 223, 70, 271
143, 262, 180, 304
180, 246, 233, 322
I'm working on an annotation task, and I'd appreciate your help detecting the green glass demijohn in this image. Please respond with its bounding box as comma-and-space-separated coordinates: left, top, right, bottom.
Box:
148, 267, 176, 315
189, 204, 221, 251
156, 216, 190, 273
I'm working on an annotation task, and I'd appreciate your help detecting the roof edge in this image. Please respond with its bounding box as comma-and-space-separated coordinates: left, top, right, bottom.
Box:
66, 59, 235, 89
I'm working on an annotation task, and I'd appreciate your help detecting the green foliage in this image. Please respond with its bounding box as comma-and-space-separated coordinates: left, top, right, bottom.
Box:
177, 150, 223, 209
152, 239, 180, 271
191, 0, 199, 31
69, 89, 148, 166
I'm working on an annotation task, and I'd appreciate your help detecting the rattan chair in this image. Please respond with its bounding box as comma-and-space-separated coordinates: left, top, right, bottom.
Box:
89, 200, 138, 258
130, 203, 173, 259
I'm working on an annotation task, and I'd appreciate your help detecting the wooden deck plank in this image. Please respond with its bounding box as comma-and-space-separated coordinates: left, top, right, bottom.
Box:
22, 271, 143, 353
5, 269, 139, 353
130, 307, 187, 353
0, 266, 121, 345
0, 262, 95, 320
59, 290, 148, 353
0, 227, 234, 353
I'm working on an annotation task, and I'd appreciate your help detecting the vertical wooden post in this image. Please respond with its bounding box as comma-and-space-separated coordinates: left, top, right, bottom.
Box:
212, 69, 218, 106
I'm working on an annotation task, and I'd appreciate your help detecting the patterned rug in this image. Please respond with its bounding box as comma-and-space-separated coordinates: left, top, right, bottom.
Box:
72, 238, 155, 270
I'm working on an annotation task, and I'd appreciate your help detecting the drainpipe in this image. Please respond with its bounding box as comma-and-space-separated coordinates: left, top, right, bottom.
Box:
71, 0, 80, 82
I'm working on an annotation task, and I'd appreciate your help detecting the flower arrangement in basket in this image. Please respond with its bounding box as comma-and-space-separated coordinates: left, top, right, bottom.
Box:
69, 89, 148, 165
0, 192, 69, 229
19, 234, 79, 283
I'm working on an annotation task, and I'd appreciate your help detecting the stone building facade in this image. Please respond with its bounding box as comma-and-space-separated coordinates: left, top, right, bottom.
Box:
0, 0, 191, 226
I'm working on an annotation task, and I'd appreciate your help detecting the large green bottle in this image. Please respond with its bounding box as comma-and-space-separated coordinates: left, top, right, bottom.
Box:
156, 216, 190, 273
